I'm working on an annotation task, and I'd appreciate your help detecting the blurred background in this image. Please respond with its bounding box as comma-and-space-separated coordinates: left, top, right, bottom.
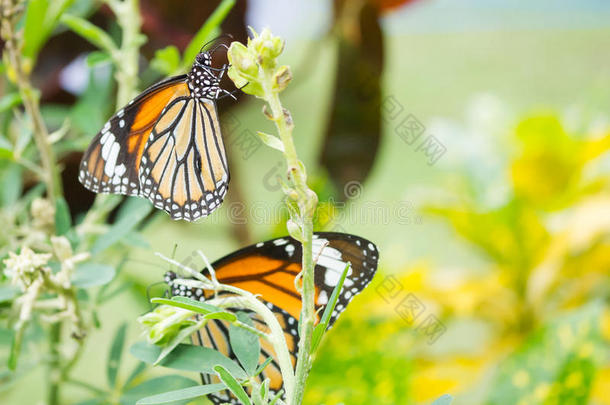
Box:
2, 0, 610, 404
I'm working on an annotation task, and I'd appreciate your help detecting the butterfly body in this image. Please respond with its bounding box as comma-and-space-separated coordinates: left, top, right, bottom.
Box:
79, 49, 230, 221
164, 232, 379, 403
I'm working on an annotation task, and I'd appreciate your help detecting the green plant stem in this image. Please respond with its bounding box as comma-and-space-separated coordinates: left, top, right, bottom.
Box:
1, 0, 63, 205
106, 0, 142, 107
48, 322, 61, 405
262, 77, 317, 405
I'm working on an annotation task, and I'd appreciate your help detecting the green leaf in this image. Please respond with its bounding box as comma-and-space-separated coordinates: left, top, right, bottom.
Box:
311, 263, 351, 352
122, 231, 150, 249
269, 389, 284, 405
229, 312, 260, 376
54, 196, 71, 235
130, 342, 246, 379
204, 311, 238, 322
123, 361, 147, 389
0, 93, 22, 113
181, 0, 235, 70
22, 0, 50, 60
86, 51, 112, 67
121, 375, 197, 405
91, 198, 152, 254
151, 46, 181, 76
151, 297, 224, 316
135, 383, 225, 405
8, 327, 24, 370
69, 67, 113, 135
258, 378, 269, 402
257, 131, 284, 152
431, 394, 453, 405
23, 0, 76, 62
153, 321, 203, 366
107, 323, 127, 388
0, 136, 13, 161
0, 285, 19, 303
0, 163, 22, 208
213, 365, 251, 405
60, 14, 117, 55
253, 357, 273, 378
72, 263, 116, 288
156, 296, 238, 322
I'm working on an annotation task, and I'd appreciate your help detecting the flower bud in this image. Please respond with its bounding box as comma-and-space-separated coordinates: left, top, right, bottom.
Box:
227, 42, 259, 78
273, 65, 292, 93
51, 236, 73, 262
138, 305, 196, 346
287, 219, 303, 242
31, 198, 55, 230
3, 247, 52, 291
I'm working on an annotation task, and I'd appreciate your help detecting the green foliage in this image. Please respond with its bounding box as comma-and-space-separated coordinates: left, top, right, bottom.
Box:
229, 312, 261, 376
149, 0, 236, 76
60, 13, 118, 56
180, 0, 235, 71
135, 383, 225, 405
311, 263, 351, 352
0, 1, 237, 403
91, 198, 152, 254
486, 303, 605, 405
107, 323, 128, 388
23, 0, 76, 65
72, 263, 116, 288
215, 364, 252, 405
130, 342, 246, 378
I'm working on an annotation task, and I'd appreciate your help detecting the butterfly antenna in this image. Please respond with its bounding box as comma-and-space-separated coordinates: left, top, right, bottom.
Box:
155, 252, 213, 288
199, 33, 234, 53
217, 88, 238, 101
196, 249, 219, 288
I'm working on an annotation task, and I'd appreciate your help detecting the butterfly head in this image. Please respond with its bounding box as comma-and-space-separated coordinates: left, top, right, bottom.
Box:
188, 51, 222, 100
195, 51, 212, 67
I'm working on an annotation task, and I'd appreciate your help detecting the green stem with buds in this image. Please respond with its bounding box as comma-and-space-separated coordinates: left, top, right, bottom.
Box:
227, 28, 319, 405
262, 86, 316, 405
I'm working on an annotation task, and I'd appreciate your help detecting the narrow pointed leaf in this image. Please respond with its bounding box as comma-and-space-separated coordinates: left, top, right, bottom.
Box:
136, 383, 226, 404
107, 323, 127, 388
229, 312, 260, 376
130, 342, 246, 379
214, 365, 251, 405
311, 263, 351, 351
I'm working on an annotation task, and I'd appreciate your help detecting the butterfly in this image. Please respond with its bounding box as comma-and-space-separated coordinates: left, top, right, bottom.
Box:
79, 42, 236, 221
164, 232, 379, 404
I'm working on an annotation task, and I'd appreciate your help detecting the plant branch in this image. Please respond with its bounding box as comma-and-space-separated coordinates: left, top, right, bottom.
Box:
1, 0, 63, 205
263, 92, 316, 405
227, 29, 319, 405
105, 0, 143, 106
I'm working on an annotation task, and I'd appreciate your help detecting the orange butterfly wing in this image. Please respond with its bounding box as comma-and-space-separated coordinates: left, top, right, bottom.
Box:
79, 76, 190, 196
138, 97, 229, 221
166, 232, 379, 404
